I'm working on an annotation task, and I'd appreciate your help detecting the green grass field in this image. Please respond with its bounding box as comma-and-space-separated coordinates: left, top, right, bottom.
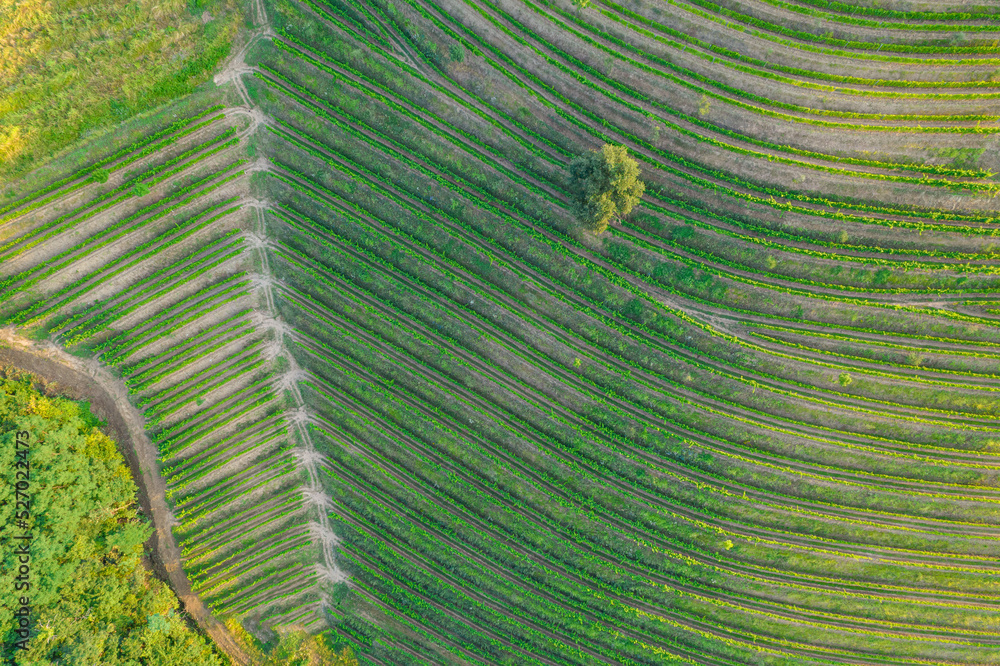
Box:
3, 0, 1000, 662
0, 0, 242, 183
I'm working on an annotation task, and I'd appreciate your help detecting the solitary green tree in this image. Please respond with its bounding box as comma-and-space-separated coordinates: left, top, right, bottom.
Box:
568, 144, 645, 233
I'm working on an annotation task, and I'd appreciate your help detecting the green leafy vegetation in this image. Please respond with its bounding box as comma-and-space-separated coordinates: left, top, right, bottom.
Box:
0, 369, 222, 665
4, 0, 1000, 659
226, 619, 360, 665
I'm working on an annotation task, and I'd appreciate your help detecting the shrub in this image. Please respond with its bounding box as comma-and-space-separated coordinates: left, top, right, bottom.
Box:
88, 168, 110, 184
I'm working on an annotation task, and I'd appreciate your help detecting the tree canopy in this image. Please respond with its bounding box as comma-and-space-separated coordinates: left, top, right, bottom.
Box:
0, 370, 222, 665
567, 143, 645, 233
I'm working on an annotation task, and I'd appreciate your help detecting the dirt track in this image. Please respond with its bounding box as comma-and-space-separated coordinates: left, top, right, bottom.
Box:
0, 329, 252, 666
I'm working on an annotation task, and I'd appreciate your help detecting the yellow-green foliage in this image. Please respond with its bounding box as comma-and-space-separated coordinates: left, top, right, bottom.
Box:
262, 632, 359, 666
226, 618, 359, 666
0, 0, 240, 181
0, 370, 222, 665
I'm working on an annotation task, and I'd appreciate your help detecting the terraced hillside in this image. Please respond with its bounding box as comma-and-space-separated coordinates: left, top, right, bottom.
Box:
4, 0, 1000, 662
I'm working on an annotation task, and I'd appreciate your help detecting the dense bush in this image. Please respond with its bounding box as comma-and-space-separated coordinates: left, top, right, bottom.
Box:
0, 370, 223, 665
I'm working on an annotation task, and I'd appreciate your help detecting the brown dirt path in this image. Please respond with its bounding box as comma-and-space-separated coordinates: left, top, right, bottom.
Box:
0, 329, 252, 666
